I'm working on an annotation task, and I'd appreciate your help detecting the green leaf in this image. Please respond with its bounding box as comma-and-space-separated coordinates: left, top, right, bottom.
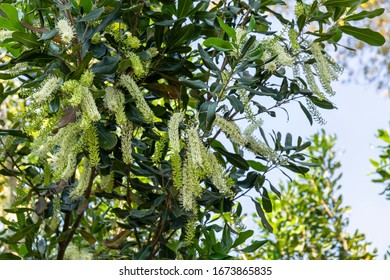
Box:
0, 4, 24, 31
39, 29, 58, 41
262, 188, 273, 213
248, 160, 268, 172
226, 95, 244, 113
0, 253, 21, 260
12, 32, 43, 48
344, 8, 384, 21
232, 230, 254, 248
0, 129, 30, 139
282, 162, 310, 174
78, 7, 104, 22
129, 208, 154, 218
79, 229, 96, 244
80, 0, 93, 13
203, 37, 233, 51
198, 44, 220, 72
8, 223, 39, 243
241, 240, 268, 253
177, 0, 193, 17
299, 101, 313, 125
133, 245, 152, 260
49, 95, 60, 113
96, 123, 118, 150
91, 55, 120, 74
323, 0, 361, 7
339, 25, 385, 46
309, 96, 335, 110
214, 146, 250, 170
252, 198, 273, 233
178, 77, 208, 89
217, 17, 236, 41
198, 101, 217, 134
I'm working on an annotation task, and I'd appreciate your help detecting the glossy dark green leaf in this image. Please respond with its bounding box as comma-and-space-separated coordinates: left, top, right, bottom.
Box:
232, 230, 254, 248
214, 146, 249, 170
167, 24, 195, 48
49, 95, 60, 113
269, 182, 281, 199
241, 240, 268, 253
252, 198, 273, 233
262, 188, 272, 213
179, 77, 208, 89
323, 0, 361, 7
78, 7, 104, 22
248, 160, 268, 172
340, 25, 385, 46
344, 8, 384, 21
203, 37, 233, 51
39, 29, 58, 41
227, 95, 244, 113
96, 123, 118, 150
198, 101, 216, 133
177, 0, 193, 17
198, 44, 220, 72
309, 95, 335, 110
285, 132, 293, 148
282, 163, 310, 174
12, 32, 42, 48
237, 171, 263, 189
91, 55, 120, 74
299, 101, 313, 125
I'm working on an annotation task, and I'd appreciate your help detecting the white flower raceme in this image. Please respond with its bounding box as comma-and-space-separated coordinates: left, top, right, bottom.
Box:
100, 173, 114, 192
310, 42, 336, 95
48, 197, 61, 230
121, 121, 134, 165
104, 87, 127, 125
168, 112, 184, 152
261, 50, 277, 73
124, 33, 141, 49
181, 157, 201, 212
80, 70, 95, 87
129, 52, 147, 78
168, 112, 184, 189
214, 115, 246, 147
303, 63, 325, 99
81, 87, 101, 124
246, 135, 279, 163
119, 75, 154, 124
56, 18, 74, 44
288, 28, 300, 52
33, 76, 61, 103
70, 160, 92, 199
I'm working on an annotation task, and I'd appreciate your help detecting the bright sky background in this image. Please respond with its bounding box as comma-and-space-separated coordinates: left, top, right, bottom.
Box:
259, 79, 390, 259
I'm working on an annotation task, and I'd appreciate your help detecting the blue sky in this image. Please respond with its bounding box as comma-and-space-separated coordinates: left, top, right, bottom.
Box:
259, 80, 390, 258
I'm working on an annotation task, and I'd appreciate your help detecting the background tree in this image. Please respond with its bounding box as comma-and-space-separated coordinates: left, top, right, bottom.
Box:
370, 128, 390, 259
0, 0, 384, 260
252, 131, 376, 260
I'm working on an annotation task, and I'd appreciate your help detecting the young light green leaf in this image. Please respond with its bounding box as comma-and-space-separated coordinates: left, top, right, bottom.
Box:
204, 37, 233, 51
217, 17, 236, 41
